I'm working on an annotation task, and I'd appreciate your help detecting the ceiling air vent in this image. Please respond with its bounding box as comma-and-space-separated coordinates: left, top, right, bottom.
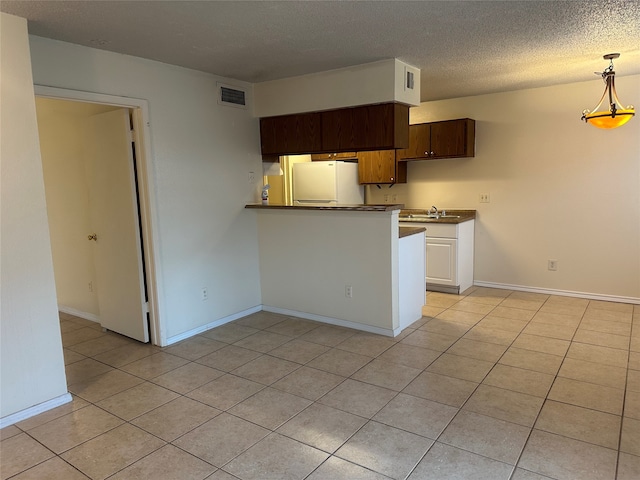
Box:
218, 84, 247, 109
405, 67, 416, 91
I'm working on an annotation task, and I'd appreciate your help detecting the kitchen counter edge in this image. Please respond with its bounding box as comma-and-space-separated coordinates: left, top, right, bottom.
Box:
245, 203, 404, 212
399, 226, 426, 239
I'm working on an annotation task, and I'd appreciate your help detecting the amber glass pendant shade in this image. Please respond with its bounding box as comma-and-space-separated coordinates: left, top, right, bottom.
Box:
581, 54, 635, 129
583, 109, 634, 129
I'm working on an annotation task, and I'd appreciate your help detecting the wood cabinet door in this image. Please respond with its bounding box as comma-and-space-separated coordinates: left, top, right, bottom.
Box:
260, 112, 322, 155
357, 150, 406, 184
322, 103, 408, 152
398, 118, 475, 160
430, 119, 468, 158
397, 123, 431, 160
357, 150, 395, 184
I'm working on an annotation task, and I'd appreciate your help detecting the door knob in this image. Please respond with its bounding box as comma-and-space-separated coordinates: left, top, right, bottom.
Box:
88, 234, 97, 241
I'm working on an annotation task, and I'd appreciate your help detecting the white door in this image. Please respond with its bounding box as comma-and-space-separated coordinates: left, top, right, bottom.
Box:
86, 109, 149, 342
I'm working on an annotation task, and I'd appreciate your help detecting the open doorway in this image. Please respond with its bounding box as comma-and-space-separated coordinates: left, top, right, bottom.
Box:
35, 88, 161, 345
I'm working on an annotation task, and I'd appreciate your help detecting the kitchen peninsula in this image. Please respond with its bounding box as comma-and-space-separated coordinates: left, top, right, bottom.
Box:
246, 203, 425, 336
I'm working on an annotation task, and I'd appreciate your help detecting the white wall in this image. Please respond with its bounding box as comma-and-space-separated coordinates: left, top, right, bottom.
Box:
36, 98, 120, 317
0, 13, 68, 419
367, 76, 640, 301
28, 36, 264, 341
256, 209, 399, 333
254, 59, 420, 117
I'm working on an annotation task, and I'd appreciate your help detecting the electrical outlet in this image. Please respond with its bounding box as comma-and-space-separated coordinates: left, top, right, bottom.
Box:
479, 193, 490, 203
201, 287, 209, 301
384, 194, 389, 203
88, 281, 93, 292
248, 171, 256, 184
345, 285, 353, 298
548, 260, 558, 271
391, 194, 398, 202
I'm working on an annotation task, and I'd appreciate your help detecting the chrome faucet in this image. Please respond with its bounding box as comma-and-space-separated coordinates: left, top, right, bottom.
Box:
429, 205, 438, 216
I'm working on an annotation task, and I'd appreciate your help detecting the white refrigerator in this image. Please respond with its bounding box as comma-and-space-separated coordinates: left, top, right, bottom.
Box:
292, 161, 364, 206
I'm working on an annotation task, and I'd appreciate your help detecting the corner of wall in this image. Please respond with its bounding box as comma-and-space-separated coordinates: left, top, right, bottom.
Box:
1, 12, 68, 420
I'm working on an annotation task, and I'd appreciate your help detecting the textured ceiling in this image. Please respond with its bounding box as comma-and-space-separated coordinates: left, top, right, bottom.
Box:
2, 0, 640, 101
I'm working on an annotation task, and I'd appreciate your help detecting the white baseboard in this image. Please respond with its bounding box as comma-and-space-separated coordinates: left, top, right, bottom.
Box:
473, 281, 640, 305
58, 305, 101, 323
165, 305, 263, 346
262, 305, 397, 337
0, 393, 73, 429
166, 304, 399, 345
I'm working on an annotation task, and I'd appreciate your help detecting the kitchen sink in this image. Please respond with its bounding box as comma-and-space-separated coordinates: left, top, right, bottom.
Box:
401, 214, 439, 219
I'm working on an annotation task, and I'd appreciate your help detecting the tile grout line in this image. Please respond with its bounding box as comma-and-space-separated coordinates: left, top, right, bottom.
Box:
404, 290, 537, 479
396, 290, 564, 478
440, 291, 547, 479
508, 294, 588, 479
9, 299, 637, 479
614, 317, 636, 480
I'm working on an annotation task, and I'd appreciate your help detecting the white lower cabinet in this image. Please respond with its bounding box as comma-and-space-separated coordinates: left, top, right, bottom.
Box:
426, 237, 457, 286
400, 220, 475, 294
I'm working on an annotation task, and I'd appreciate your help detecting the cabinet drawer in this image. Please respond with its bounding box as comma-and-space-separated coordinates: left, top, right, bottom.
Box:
398, 222, 457, 238
311, 152, 357, 161
426, 223, 457, 238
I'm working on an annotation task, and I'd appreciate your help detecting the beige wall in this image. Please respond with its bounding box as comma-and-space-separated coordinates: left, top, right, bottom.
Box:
0, 13, 68, 421
368, 75, 640, 301
256, 209, 399, 333
29, 35, 264, 343
36, 98, 120, 318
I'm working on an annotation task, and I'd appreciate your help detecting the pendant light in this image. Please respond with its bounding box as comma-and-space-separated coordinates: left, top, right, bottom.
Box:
581, 53, 635, 129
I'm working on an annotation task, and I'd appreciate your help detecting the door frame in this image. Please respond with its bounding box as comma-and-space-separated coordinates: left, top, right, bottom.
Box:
35, 85, 164, 346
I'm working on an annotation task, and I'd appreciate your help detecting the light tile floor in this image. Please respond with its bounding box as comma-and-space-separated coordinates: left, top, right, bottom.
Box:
2, 287, 639, 479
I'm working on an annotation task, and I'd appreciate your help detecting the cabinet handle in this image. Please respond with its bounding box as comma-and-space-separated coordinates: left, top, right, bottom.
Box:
390, 177, 394, 181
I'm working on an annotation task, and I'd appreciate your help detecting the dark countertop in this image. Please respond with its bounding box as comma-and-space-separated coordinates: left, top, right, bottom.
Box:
399, 226, 426, 238
399, 209, 476, 224
246, 203, 404, 212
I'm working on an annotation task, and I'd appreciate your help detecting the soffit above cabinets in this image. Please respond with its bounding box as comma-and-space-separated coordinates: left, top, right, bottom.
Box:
253, 59, 420, 118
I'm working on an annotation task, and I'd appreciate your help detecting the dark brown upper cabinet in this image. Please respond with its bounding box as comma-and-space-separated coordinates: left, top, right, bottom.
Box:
397, 118, 475, 160
259, 102, 409, 159
260, 112, 322, 156
321, 103, 409, 152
